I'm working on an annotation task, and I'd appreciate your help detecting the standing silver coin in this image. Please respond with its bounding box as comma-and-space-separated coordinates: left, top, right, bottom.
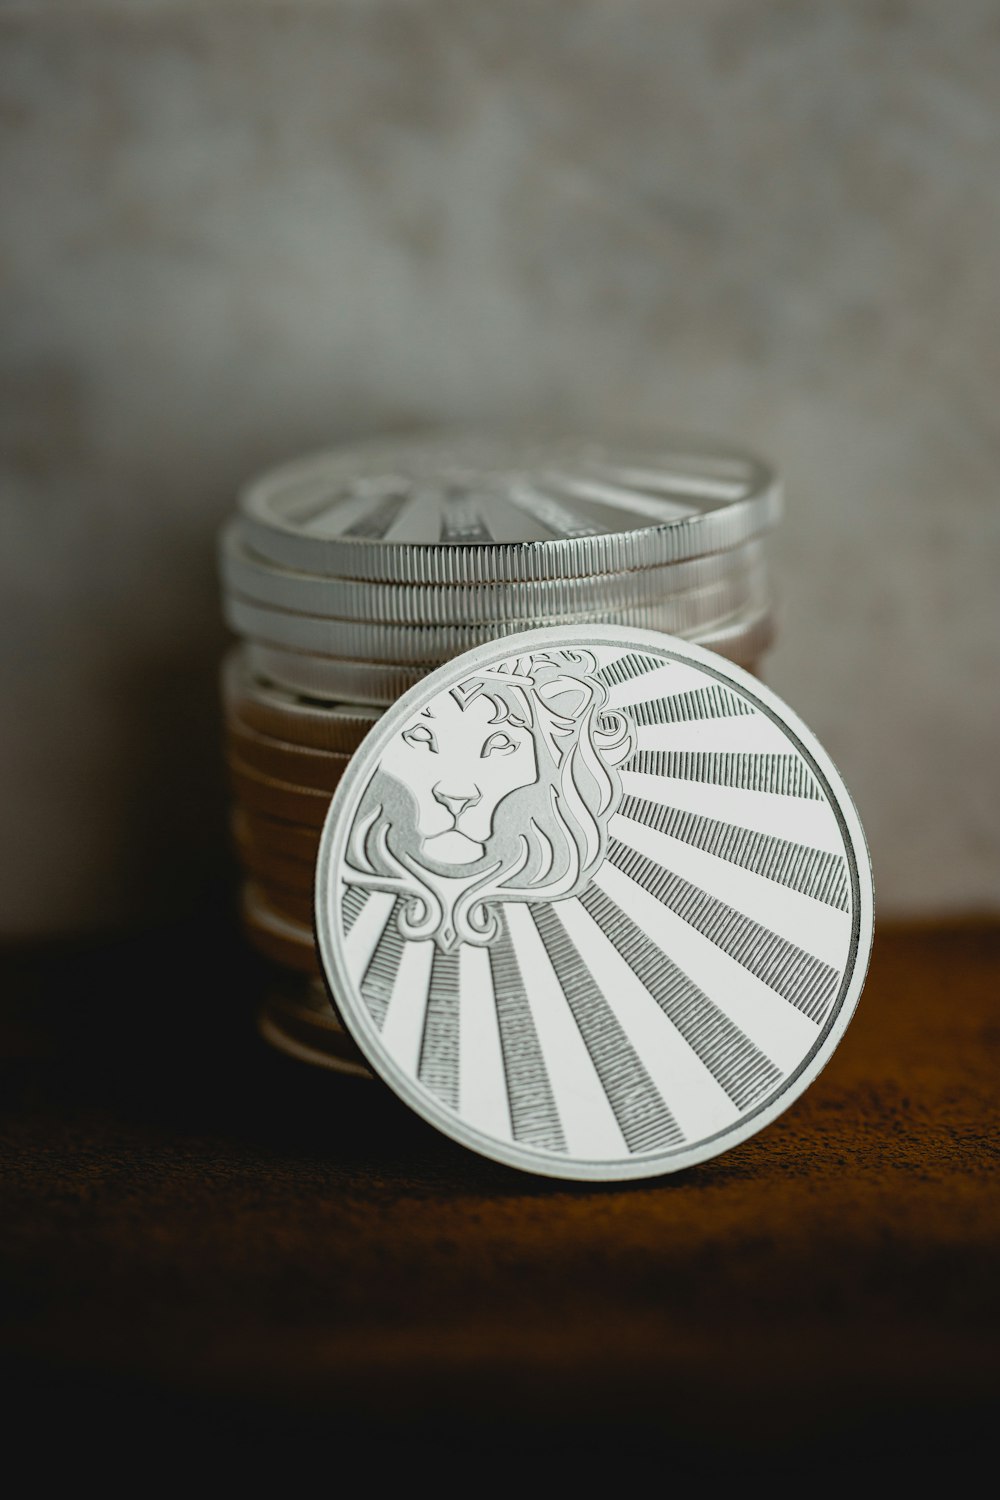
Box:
315, 625, 873, 1181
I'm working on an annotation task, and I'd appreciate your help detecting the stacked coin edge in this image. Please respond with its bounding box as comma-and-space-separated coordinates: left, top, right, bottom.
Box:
218, 431, 782, 1070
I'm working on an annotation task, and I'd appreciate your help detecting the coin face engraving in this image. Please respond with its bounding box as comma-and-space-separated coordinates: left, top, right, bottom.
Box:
342, 649, 634, 952
315, 626, 873, 1182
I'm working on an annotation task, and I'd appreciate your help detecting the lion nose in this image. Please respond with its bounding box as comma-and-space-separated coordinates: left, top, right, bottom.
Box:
432, 784, 481, 821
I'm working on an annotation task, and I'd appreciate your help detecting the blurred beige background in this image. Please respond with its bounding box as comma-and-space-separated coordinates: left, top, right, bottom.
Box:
1, 0, 998, 936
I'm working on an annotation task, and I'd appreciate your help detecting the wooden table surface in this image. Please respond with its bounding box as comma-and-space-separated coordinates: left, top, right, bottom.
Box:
1, 919, 997, 1468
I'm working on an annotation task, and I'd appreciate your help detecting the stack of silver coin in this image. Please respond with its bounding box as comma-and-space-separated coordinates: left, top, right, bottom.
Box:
218, 431, 782, 1073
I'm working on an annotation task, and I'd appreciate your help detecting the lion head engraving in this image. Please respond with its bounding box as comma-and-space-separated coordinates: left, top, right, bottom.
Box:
344, 649, 634, 951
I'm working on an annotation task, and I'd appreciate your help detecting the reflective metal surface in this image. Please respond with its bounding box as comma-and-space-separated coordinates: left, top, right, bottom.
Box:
222, 521, 766, 622
314, 625, 873, 1181
221, 432, 786, 1095
238, 432, 781, 581
224, 565, 770, 658
222, 652, 382, 751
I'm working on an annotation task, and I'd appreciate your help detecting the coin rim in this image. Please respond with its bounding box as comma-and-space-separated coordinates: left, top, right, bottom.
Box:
221, 521, 768, 622
257, 997, 374, 1079
314, 623, 874, 1183
239, 436, 782, 582
222, 649, 383, 747
241, 645, 432, 704
224, 568, 771, 659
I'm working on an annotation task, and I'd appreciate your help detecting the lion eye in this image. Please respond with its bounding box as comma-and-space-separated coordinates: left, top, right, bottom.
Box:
481, 731, 516, 758
403, 724, 438, 752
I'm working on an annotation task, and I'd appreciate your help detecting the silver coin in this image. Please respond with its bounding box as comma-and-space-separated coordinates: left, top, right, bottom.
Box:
314, 624, 873, 1182
225, 719, 352, 793
258, 988, 374, 1079
258, 971, 342, 1025
241, 882, 319, 974
244, 646, 432, 705
231, 815, 316, 892
231, 806, 320, 865
256, 878, 314, 929
221, 521, 767, 623
224, 565, 771, 661
693, 605, 776, 665
239, 431, 781, 582
228, 758, 338, 827
222, 650, 382, 751
243, 608, 772, 704
301, 976, 348, 1027
235, 843, 315, 895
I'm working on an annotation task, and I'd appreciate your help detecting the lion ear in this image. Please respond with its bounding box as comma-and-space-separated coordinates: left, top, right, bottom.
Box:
537, 677, 590, 721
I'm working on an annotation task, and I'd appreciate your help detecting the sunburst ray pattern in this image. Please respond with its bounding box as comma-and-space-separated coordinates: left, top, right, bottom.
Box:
326, 639, 864, 1172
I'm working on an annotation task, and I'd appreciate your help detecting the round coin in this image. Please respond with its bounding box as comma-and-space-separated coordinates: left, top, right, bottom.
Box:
225, 720, 352, 793
221, 522, 767, 623
232, 838, 315, 894
314, 624, 873, 1182
228, 759, 339, 827
256, 878, 314, 929
242, 882, 319, 975
244, 612, 771, 704
258, 986, 374, 1079
231, 806, 321, 865
223, 564, 770, 660
244, 645, 430, 705
693, 604, 775, 666
239, 432, 781, 582
222, 650, 382, 751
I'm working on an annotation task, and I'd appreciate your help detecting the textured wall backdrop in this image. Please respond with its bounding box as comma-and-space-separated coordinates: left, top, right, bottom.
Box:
2, 0, 998, 934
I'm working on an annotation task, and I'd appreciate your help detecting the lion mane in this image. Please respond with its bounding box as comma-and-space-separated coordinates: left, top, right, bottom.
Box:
343, 649, 634, 951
